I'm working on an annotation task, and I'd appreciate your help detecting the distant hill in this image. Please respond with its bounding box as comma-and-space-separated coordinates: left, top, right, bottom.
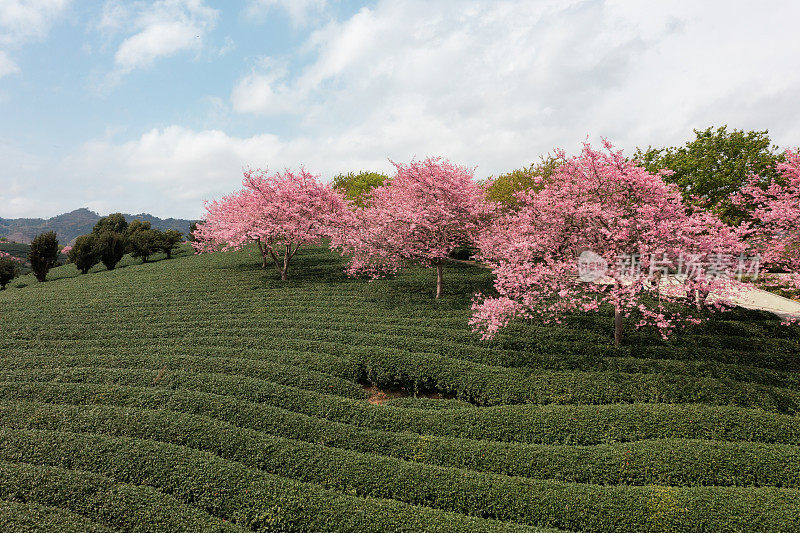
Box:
0, 208, 194, 245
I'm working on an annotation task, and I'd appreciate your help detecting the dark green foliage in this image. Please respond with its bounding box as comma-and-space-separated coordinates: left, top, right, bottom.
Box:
94, 230, 127, 270
449, 245, 477, 260
4, 397, 800, 489
188, 221, 199, 241
92, 212, 128, 234
0, 500, 118, 533
126, 220, 161, 263
129, 229, 162, 262
634, 126, 785, 224
0, 461, 243, 532
0, 257, 20, 289
159, 229, 183, 259
0, 242, 30, 261
484, 153, 564, 209
0, 243, 31, 275
27, 231, 59, 282
1, 245, 800, 531
332, 171, 389, 207
68, 234, 100, 274
0, 428, 536, 532
126, 218, 151, 234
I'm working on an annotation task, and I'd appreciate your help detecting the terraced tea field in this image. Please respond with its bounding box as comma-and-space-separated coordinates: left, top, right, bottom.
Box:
1, 245, 799, 532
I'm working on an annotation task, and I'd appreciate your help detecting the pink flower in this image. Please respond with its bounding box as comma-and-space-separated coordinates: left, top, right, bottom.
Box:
472, 140, 748, 340
193, 167, 348, 280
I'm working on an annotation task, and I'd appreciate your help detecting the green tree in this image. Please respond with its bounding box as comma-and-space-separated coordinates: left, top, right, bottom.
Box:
95, 230, 127, 270
68, 234, 101, 274
484, 153, 563, 209
128, 226, 161, 263
28, 231, 59, 282
159, 229, 183, 259
93, 213, 128, 234
92, 213, 128, 270
0, 257, 20, 289
187, 221, 199, 242
126, 219, 151, 235
634, 126, 785, 225
332, 171, 389, 207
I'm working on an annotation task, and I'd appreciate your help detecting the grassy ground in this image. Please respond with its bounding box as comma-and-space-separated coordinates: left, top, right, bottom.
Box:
0, 244, 799, 532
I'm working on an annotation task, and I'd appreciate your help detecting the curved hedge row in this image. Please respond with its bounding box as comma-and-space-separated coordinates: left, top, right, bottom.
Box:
2, 427, 798, 532
0, 500, 116, 533
4, 354, 800, 413
3, 399, 799, 489
0, 461, 243, 532
10, 302, 796, 374
0, 428, 546, 533
0, 352, 365, 399
3, 380, 800, 447
3, 245, 799, 531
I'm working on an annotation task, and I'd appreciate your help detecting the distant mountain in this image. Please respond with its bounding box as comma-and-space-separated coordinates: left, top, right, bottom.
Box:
0, 208, 195, 245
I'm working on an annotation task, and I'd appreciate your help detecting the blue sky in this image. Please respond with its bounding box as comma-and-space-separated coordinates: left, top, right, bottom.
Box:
2, 0, 800, 220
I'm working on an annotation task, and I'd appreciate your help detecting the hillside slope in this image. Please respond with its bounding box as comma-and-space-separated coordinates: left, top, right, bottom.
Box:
0, 245, 799, 532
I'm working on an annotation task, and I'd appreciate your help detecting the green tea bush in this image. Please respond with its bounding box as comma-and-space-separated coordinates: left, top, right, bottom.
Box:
2, 244, 799, 531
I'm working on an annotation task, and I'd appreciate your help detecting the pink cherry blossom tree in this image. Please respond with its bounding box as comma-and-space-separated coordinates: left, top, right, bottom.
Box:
192, 168, 347, 281
0, 251, 22, 262
0, 250, 23, 290
471, 141, 747, 346
332, 157, 495, 298
734, 149, 800, 289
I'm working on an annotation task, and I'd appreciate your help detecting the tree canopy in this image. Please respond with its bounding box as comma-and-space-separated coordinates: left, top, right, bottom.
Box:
332, 171, 389, 207
634, 126, 785, 225
333, 157, 494, 298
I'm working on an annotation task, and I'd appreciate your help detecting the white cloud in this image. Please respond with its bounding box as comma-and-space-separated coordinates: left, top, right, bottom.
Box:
0, 0, 70, 77
96, 0, 133, 34
0, 51, 20, 78
7, 0, 800, 219
56, 125, 399, 218
245, 0, 327, 27
230, 0, 800, 174
230, 59, 302, 115
108, 0, 218, 75
0, 141, 63, 218
0, 0, 70, 45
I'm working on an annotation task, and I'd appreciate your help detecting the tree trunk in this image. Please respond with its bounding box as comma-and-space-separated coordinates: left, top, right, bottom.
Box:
435, 262, 443, 299
281, 244, 290, 281
258, 242, 268, 269
270, 256, 286, 280
614, 306, 623, 348
653, 271, 662, 305
693, 289, 708, 310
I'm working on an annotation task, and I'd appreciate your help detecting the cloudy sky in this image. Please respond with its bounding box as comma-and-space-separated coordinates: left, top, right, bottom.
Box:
1, 0, 799, 220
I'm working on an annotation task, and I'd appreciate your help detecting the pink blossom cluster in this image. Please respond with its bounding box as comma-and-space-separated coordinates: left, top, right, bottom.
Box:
192, 168, 347, 280
470, 140, 749, 340
734, 150, 800, 290
61, 245, 73, 256
0, 250, 23, 263
192, 143, 798, 340
331, 157, 495, 280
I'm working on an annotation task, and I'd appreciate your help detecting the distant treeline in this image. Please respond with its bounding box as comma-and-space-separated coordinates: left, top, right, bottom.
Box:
0, 208, 193, 245
0, 214, 186, 288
